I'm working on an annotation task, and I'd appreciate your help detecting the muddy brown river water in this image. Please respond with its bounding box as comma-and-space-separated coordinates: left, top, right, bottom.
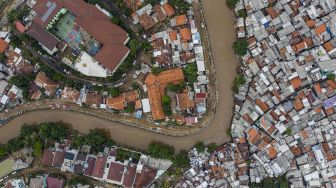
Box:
0, 0, 238, 151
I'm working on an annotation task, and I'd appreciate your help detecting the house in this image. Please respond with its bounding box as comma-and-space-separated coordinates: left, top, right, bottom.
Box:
176, 92, 195, 110
106, 95, 126, 111
144, 68, 184, 120
61, 87, 80, 103
92, 155, 107, 179
83, 93, 102, 108
34, 72, 59, 96
0, 39, 8, 53
106, 162, 125, 184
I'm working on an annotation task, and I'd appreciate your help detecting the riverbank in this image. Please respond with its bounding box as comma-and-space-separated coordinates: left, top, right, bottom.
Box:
0, 0, 238, 151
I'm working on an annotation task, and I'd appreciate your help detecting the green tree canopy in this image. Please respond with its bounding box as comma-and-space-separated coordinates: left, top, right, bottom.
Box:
147, 141, 175, 160
233, 38, 248, 56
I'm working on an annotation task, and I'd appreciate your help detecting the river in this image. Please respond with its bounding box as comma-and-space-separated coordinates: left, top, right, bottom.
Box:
0, 0, 238, 151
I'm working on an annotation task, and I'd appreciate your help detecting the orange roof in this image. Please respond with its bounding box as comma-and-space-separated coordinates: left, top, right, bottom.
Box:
314, 83, 322, 94
255, 99, 269, 112
268, 146, 278, 159
306, 19, 316, 28
145, 68, 184, 120
175, 14, 187, 26
169, 30, 178, 41
179, 28, 191, 41
323, 41, 334, 52
247, 128, 258, 143
106, 95, 126, 111
0, 39, 8, 53
290, 77, 302, 90
294, 96, 304, 111
293, 41, 306, 53
162, 3, 175, 17
315, 23, 327, 35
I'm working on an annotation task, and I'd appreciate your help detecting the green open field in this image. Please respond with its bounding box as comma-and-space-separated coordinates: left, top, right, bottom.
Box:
0, 158, 14, 178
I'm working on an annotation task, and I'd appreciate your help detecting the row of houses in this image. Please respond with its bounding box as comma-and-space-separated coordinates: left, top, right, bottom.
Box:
41, 143, 171, 188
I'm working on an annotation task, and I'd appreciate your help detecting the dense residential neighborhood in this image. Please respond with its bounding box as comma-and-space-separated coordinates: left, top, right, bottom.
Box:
2, 0, 336, 187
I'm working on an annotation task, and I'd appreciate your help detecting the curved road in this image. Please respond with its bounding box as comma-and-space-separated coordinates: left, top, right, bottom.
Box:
0, 1, 238, 151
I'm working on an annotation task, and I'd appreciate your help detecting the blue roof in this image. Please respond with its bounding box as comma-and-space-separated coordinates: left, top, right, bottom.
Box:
323, 95, 336, 109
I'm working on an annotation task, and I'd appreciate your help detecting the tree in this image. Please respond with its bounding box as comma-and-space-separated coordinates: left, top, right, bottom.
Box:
234, 74, 246, 87
327, 73, 335, 81
184, 63, 198, 84
194, 142, 205, 153
207, 143, 217, 153
111, 17, 121, 25
0, 145, 8, 158
125, 104, 135, 113
162, 95, 172, 116
33, 141, 43, 157
233, 38, 248, 56
132, 82, 139, 90
173, 150, 190, 168
0, 53, 6, 63
237, 9, 247, 18
147, 141, 175, 160
285, 128, 292, 136
7, 10, 21, 23
226, 0, 239, 9
152, 67, 163, 75
109, 87, 121, 97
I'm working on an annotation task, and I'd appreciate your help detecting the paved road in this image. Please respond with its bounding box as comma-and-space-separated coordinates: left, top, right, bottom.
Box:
0, 1, 238, 151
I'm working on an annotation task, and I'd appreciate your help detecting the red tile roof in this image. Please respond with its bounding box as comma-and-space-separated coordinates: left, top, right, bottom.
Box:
92, 156, 107, 179
123, 164, 137, 187
145, 68, 184, 120
134, 166, 157, 188
162, 3, 175, 17
42, 149, 54, 166
107, 162, 125, 183
15, 21, 26, 33
46, 177, 64, 188
52, 150, 65, 168
84, 157, 96, 176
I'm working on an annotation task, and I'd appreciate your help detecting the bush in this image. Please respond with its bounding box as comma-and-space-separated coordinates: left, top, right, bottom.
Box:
285, 128, 292, 136
125, 104, 135, 113
327, 73, 335, 81
109, 87, 121, 97
233, 38, 248, 56
33, 141, 43, 157
194, 142, 205, 153
162, 95, 172, 116
147, 141, 175, 160
184, 63, 198, 84
173, 150, 190, 168
207, 143, 217, 153
237, 9, 247, 18
226, 0, 239, 9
